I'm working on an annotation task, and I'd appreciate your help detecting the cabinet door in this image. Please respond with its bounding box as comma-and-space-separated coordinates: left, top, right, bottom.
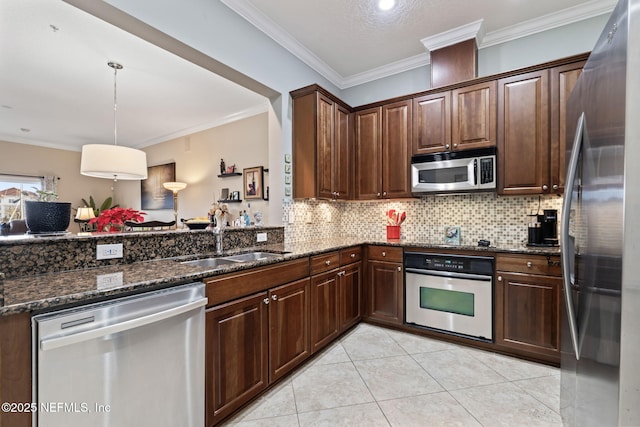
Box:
316, 93, 335, 200
311, 270, 340, 352
269, 278, 311, 382
498, 70, 550, 195
355, 107, 382, 199
206, 292, 268, 426
334, 104, 352, 199
382, 100, 412, 198
495, 272, 562, 361
452, 81, 497, 151
550, 61, 585, 194
413, 92, 451, 155
367, 260, 403, 325
338, 262, 362, 332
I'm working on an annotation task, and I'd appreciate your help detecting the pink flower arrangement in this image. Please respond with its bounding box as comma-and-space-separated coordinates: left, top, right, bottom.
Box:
89, 207, 146, 232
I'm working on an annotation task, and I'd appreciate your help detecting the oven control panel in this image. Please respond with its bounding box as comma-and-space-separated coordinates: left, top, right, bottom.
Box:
404, 252, 494, 275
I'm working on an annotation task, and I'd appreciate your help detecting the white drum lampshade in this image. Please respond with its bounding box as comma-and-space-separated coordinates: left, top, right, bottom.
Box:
81, 144, 148, 180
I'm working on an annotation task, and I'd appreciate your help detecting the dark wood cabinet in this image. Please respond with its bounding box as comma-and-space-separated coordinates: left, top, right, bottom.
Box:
413, 82, 495, 156
269, 278, 311, 382
550, 60, 585, 194
495, 254, 562, 363
206, 292, 269, 426
292, 88, 352, 200
365, 246, 404, 325
310, 249, 362, 352
0, 312, 32, 427
355, 100, 412, 199
498, 70, 550, 195
452, 81, 497, 151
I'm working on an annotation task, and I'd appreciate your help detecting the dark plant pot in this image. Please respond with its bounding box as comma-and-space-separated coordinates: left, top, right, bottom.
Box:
24, 201, 71, 233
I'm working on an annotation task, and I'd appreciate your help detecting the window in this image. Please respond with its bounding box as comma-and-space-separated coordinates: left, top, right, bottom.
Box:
0, 175, 44, 222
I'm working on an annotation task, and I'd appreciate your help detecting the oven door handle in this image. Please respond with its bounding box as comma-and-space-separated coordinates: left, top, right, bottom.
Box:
405, 268, 492, 282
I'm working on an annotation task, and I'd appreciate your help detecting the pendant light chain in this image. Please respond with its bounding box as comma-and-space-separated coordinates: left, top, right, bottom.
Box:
108, 62, 123, 146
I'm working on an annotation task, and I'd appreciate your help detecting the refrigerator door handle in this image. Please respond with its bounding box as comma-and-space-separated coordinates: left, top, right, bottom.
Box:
561, 112, 585, 360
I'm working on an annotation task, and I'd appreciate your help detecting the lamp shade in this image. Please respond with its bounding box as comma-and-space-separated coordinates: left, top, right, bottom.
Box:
75, 207, 96, 221
163, 182, 187, 192
80, 144, 148, 180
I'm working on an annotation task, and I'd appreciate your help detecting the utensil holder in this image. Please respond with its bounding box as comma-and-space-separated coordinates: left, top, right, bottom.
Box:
386, 225, 400, 239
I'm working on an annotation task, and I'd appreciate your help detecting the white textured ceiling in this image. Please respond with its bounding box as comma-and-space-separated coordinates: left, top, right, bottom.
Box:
0, 0, 268, 152
224, 0, 616, 87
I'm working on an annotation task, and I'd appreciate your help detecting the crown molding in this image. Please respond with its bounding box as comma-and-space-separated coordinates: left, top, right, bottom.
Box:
221, 0, 343, 87
480, 0, 616, 48
421, 19, 485, 52
223, 0, 616, 90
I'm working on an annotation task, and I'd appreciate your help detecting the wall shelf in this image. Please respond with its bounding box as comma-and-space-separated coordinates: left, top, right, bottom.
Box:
217, 173, 242, 178
218, 199, 242, 203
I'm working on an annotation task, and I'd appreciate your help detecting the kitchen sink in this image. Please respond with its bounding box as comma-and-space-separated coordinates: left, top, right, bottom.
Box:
180, 251, 285, 268
224, 252, 282, 262
180, 257, 240, 268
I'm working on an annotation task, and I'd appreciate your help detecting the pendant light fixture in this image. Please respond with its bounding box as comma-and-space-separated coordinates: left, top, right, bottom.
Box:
80, 62, 148, 181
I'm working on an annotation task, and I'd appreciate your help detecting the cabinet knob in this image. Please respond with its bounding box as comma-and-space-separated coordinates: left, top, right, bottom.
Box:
527, 261, 533, 268
350, 253, 356, 258
325, 260, 331, 266
445, 144, 450, 149
338, 271, 345, 276
336, 192, 340, 197
381, 251, 386, 257
271, 294, 278, 301
397, 266, 402, 272
383, 191, 387, 196
453, 143, 458, 148
498, 276, 502, 282
377, 192, 381, 197
542, 184, 549, 191
553, 184, 559, 190
263, 298, 270, 305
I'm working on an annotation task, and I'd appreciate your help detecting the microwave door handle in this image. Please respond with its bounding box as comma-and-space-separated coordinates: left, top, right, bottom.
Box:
474, 159, 478, 186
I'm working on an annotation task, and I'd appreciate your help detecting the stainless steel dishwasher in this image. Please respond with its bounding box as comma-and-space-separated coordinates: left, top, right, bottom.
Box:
32, 282, 207, 427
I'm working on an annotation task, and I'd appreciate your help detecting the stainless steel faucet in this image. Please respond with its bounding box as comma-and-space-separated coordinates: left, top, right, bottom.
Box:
214, 230, 223, 254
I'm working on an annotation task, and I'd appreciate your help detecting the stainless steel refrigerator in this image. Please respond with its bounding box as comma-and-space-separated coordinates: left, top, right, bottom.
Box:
561, 0, 640, 425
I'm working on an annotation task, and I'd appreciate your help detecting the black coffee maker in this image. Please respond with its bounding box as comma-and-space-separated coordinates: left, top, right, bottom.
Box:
528, 209, 558, 246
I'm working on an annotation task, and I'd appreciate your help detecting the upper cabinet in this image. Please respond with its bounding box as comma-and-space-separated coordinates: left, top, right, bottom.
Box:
413, 81, 496, 156
355, 100, 412, 200
292, 88, 352, 200
549, 61, 586, 194
498, 70, 550, 195
498, 58, 586, 196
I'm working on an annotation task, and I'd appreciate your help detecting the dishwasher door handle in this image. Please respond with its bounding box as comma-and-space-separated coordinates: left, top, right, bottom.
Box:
40, 297, 208, 352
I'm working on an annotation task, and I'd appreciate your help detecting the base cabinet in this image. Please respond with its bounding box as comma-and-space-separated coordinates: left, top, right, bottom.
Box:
495, 254, 562, 363
206, 278, 310, 426
366, 246, 403, 325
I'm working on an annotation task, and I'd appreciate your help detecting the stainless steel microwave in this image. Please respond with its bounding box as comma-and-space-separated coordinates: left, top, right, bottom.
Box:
411, 147, 496, 194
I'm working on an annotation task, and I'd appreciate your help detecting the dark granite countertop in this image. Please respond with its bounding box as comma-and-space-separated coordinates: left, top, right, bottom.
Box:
0, 237, 560, 317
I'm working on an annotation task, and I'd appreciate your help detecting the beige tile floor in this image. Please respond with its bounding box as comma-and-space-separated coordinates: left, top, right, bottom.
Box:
223, 323, 561, 427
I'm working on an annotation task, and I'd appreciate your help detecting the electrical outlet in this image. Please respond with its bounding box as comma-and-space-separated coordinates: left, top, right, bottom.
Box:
256, 233, 267, 242
96, 272, 123, 289
96, 243, 123, 260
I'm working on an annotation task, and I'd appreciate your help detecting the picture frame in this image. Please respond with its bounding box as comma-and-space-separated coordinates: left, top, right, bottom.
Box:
141, 162, 175, 210
231, 191, 240, 201
243, 166, 264, 200
220, 188, 229, 201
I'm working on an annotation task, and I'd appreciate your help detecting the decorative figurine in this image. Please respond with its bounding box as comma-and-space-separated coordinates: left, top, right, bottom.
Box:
220, 159, 226, 175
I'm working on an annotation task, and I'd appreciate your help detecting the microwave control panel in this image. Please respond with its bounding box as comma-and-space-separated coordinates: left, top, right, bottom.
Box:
479, 158, 494, 184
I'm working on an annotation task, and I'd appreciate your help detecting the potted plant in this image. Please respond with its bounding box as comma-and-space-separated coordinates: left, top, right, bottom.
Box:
24, 189, 72, 234
89, 207, 146, 232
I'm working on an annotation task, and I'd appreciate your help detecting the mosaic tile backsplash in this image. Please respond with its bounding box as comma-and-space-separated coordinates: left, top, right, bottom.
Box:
283, 193, 563, 248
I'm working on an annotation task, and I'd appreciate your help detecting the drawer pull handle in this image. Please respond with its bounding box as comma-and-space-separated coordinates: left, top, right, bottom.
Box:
350, 253, 356, 258
263, 298, 270, 305
498, 276, 502, 282
382, 252, 386, 257
325, 260, 331, 266
527, 262, 533, 268
397, 266, 401, 272
272, 295, 278, 301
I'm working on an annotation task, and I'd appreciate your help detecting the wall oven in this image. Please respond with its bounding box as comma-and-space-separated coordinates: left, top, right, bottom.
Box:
405, 252, 494, 341
411, 147, 496, 194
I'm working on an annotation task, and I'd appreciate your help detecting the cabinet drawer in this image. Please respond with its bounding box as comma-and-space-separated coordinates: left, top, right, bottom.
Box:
311, 252, 340, 275
340, 246, 362, 265
496, 254, 561, 277
367, 246, 402, 262
205, 258, 310, 306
